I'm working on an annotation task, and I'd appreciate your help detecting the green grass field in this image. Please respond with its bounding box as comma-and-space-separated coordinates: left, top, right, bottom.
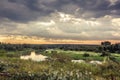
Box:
43, 49, 120, 61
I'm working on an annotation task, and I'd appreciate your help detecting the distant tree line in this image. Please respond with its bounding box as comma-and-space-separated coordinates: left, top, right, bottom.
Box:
0, 42, 100, 51
0, 42, 120, 53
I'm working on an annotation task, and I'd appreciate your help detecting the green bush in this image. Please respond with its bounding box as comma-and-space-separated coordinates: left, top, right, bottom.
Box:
83, 53, 90, 57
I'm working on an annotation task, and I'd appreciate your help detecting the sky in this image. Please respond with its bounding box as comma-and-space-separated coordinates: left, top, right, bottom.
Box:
0, 0, 120, 44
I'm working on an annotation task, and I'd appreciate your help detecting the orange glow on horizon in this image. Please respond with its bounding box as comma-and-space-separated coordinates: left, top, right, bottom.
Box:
1, 39, 120, 45
0, 35, 120, 45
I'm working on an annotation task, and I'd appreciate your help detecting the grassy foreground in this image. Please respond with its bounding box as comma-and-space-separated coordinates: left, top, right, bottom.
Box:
0, 49, 120, 80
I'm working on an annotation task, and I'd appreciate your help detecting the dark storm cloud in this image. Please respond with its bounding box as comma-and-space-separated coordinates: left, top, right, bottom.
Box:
0, 0, 120, 22
109, 1, 120, 9
61, 0, 120, 18
0, 0, 56, 22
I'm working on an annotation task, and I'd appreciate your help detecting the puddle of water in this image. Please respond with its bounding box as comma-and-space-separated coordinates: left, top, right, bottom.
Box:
20, 52, 48, 62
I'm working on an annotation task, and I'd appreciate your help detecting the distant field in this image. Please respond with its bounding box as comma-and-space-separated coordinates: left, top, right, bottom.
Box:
43, 49, 120, 61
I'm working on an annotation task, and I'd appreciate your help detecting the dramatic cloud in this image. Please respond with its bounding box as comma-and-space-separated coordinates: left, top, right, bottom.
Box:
0, 0, 120, 22
0, 0, 120, 44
